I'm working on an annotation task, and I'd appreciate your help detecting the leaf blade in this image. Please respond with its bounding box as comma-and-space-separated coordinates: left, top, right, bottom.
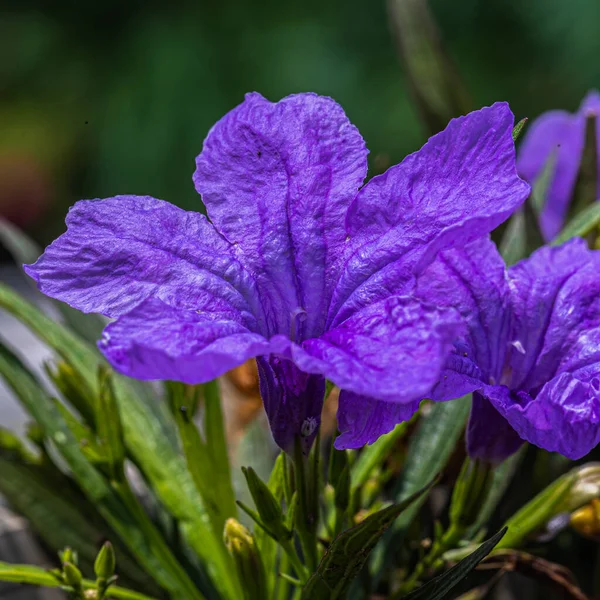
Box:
401, 527, 507, 600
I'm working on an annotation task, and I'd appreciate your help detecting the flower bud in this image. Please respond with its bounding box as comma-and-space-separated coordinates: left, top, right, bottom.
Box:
242, 466, 291, 541
570, 498, 600, 539
63, 561, 84, 592
94, 541, 116, 580
223, 519, 267, 600
59, 547, 78, 566
449, 459, 494, 531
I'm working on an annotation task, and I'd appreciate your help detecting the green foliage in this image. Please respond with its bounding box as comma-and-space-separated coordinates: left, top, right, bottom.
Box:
400, 528, 507, 600
301, 480, 436, 599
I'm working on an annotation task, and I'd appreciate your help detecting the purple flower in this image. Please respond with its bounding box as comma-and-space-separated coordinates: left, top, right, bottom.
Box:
415, 236, 600, 463
24, 92, 528, 452
518, 90, 600, 241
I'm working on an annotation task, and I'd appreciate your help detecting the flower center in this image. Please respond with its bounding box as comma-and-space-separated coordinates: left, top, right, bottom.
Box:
289, 307, 307, 342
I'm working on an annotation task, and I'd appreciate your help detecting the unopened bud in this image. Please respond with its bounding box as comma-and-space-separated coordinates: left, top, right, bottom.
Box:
242, 467, 291, 541
223, 519, 266, 600
59, 547, 77, 566
449, 459, 494, 531
570, 498, 600, 539
63, 562, 83, 592
94, 541, 116, 580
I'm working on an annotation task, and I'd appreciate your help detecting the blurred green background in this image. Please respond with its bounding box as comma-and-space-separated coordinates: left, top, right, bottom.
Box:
1, 0, 599, 244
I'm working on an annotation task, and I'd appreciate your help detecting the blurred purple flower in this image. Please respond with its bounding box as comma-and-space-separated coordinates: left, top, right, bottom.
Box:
518, 90, 600, 241
416, 236, 600, 463
24, 92, 528, 452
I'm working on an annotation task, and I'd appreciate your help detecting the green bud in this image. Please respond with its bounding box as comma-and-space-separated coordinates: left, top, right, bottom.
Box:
242, 466, 291, 541
94, 541, 116, 580
59, 547, 78, 567
571, 111, 598, 219
224, 519, 267, 600
499, 465, 585, 549
512, 117, 528, 142
449, 459, 494, 531
63, 561, 84, 592
559, 463, 600, 513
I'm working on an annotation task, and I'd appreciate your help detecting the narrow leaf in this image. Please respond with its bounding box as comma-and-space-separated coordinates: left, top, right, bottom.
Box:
387, 0, 471, 135
301, 480, 436, 599
511, 117, 528, 142
552, 201, 600, 246
498, 469, 579, 549
0, 283, 236, 598
0, 342, 204, 599
393, 397, 471, 533
401, 527, 507, 600
570, 113, 598, 217
467, 447, 526, 538
203, 380, 238, 521
96, 367, 126, 481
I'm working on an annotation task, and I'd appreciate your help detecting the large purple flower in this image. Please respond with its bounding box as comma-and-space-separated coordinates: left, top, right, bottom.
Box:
415, 236, 600, 463
25, 92, 528, 452
518, 90, 600, 241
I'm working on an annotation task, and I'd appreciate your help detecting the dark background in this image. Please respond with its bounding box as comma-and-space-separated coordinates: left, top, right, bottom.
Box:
2, 0, 599, 243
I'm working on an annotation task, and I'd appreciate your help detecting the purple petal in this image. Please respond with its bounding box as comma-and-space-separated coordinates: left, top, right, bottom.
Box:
194, 92, 368, 339
257, 357, 325, 453
100, 298, 273, 383
417, 237, 511, 394
335, 391, 420, 450
517, 107, 585, 241
466, 391, 524, 463
302, 296, 461, 402
487, 374, 600, 460
329, 103, 529, 327
507, 238, 600, 392
24, 196, 263, 326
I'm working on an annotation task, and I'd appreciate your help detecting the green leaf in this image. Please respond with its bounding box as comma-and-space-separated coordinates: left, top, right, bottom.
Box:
256, 453, 287, 596
552, 201, 600, 246
0, 456, 104, 571
500, 151, 554, 265
497, 467, 579, 549
351, 420, 411, 492
0, 283, 237, 598
0, 560, 156, 600
393, 397, 471, 534
387, 0, 471, 135
499, 210, 527, 266
169, 381, 234, 536
467, 447, 526, 538
0, 216, 106, 344
511, 117, 528, 142
242, 466, 291, 542
96, 368, 126, 481
401, 527, 507, 600
300, 480, 436, 599
203, 380, 238, 522
530, 150, 557, 216
570, 113, 598, 217
0, 341, 204, 599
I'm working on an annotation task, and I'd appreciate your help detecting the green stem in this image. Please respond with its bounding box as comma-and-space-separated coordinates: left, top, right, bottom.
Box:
0, 561, 156, 600
392, 524, 464, 598
114, 481, 204, 600
293, 439, 318, 572
280, 540, 310, 583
